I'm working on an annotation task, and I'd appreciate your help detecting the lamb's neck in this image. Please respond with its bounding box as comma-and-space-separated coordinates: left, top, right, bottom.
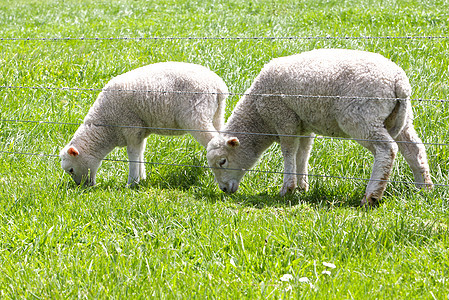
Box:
71, 123, 116, 160
225, 98, 275, 156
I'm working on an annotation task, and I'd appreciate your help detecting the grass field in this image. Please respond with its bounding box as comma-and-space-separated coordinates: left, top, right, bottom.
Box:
1, 0, 449, 298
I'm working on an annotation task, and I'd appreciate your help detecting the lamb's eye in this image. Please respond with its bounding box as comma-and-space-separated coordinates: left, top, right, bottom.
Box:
69, 168, 74, 174
218, 158, 227, 168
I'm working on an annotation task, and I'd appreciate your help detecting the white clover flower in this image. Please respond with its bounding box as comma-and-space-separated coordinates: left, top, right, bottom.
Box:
280, 274, 293, 282
323, 262, 336, 269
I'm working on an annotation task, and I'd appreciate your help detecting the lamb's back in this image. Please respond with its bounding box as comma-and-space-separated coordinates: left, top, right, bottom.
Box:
258, 49, 407, 98
247, 49, 410, 137
84, 62, 227, 130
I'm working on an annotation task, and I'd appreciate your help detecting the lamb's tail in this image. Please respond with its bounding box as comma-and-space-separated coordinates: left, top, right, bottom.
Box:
387, 73, 412, 138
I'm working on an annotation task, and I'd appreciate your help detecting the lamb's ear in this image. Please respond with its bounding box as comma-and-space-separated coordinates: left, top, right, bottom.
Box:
67, 146, 79, 157
226, 137, 240, 148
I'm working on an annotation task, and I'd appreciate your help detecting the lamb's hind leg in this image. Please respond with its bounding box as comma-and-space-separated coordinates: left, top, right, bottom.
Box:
395, 120, 433, 189
126, 139, 146, 187
296, 135, 315, 191
358, 129, 398, 207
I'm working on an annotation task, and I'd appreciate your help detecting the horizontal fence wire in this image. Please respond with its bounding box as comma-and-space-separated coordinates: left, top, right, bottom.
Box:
1, 118, 449, 147
1, 35, 449, 41
0, 149, 444, 188
1, 85, 448, 103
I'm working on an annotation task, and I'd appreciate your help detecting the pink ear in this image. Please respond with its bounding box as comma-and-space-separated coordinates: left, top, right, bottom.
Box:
226, 137, 240, 148
67, 146, 79, 157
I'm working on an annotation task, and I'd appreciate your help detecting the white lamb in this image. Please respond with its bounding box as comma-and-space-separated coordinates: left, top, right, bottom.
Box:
206, 49, 433, 206
60, 61, 228, 187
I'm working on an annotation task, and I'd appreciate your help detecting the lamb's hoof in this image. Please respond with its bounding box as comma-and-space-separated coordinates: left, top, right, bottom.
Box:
360, 194, 379, 208
298, 180, 309, 192
126, 181, 139, 188
279, 184, 296, 197
416, 180, 434, 191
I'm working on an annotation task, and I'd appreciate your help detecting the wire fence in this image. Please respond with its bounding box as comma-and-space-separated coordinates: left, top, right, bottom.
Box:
1, 118, 449, 147
1, 83, 449, 147
1, 85, 448, 188
2, 34, 448, 189
1, 115, 448, 188
1, 35, 449, 41
0, 149, 445, 188
1, 85, 449, 103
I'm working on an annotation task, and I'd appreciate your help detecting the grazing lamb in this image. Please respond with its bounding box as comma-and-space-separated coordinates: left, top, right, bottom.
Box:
60, 62, 228, 187
206, 49, 433, 206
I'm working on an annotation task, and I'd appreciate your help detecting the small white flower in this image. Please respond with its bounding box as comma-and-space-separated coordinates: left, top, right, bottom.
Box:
298, 277, 309, 283
323, 262, 336, 269
280, 274, 293, 282
322, 270, 331, 275
285, 284, 292, 292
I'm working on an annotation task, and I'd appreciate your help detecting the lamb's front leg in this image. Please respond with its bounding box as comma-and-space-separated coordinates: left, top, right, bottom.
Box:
126, 140, 146, 187
296, 135, 315, 191
279, 136, 300, 196
138, 139, 147, 181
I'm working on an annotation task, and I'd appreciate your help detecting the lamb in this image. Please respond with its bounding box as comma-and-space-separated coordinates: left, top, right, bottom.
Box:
60, 61, 228, 187
206, 49, 433, 207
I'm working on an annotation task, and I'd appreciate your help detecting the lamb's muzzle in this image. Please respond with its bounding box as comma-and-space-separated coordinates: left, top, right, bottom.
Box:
219, 180, 239, 193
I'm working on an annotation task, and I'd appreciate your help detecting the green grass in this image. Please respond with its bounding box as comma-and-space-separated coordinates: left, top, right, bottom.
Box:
1, 0, 449, 298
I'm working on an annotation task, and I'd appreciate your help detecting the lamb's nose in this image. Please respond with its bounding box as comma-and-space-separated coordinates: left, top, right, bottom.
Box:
221, 186, 228, 193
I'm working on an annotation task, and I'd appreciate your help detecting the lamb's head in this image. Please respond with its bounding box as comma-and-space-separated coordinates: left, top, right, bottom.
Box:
206, 135, 250, 194
59, 145, 101, 186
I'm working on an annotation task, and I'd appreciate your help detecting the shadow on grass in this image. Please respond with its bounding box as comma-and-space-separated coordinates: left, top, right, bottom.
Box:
210, 189, 364, 209
142, 160, 207, 191
190, 180, 366, 209
58, 166, 366, 209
